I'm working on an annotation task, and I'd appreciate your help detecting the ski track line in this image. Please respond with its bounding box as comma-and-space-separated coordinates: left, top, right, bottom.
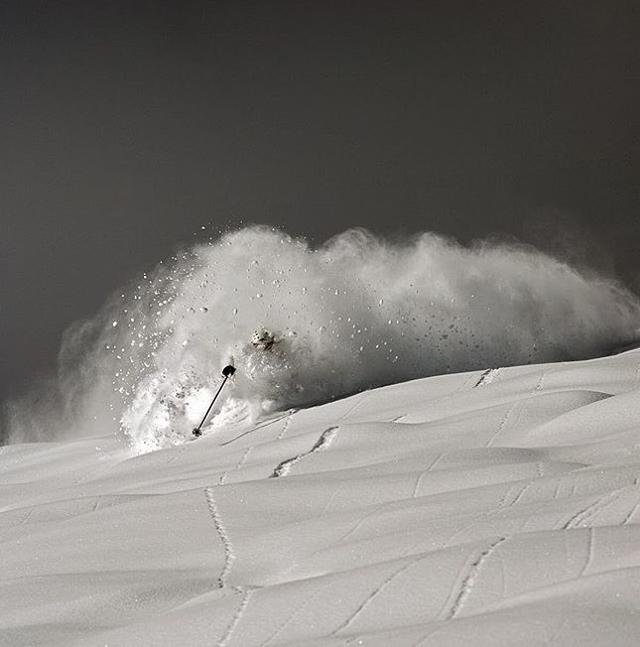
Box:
270, 426, 339, 478
218, 447, 253, 486
486, 366, 548, 448
578, 527, 595, 579
552, 479, 562, 501
276, 409, 295, 440
258, 583, 331, 647
485, 400, 518, 447
338, 392, 371, 422
337, 502, 390, 544
474, 367, 501, 388
331, 554, 430, 637
499, 480, 534, 510
217, 585, 253, 647
621, 498, 640, 525
442, 536, 507, 620
493, 464, 547, 513
473, 368, 493, 388
204, 487, 235, 588
461, 372, 481, 391
411, 454, 444, 498
220, 412, 291, 447
410, 624, 444, 647
561, 490, 621, 530
15, 506, 36, 528
495, 482, 518, 511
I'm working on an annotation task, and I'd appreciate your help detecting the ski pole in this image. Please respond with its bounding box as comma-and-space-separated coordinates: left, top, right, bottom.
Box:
192, 365, 236, 437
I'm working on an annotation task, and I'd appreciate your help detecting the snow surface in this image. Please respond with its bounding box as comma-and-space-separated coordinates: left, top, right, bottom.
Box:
3, 349, 640, 646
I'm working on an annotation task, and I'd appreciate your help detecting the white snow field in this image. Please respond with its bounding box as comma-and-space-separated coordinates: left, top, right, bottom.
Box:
3, 348, 640, 646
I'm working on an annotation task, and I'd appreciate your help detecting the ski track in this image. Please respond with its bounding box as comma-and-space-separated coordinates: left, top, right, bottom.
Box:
204, 487, 235, 588
474, 368, 501, 388
494, 482, 518, 511
276, 409, 295, 440
485, 365, 546, 447
337, 502, 390, 545
485, 400, 518, 447
331, 554, 430, 636
217, 586, 253, 647
411, 454, 444, 498
270, 426, 339, 478
578, 527, 595, 579
220, 412, 291, 447
218, 447, 253, 485
493, 463, 546, 513
552, 479, 562, 502
621, 498, 640, 525
561, 490, 621, 530
338, 392, 371, 422
498, 480, 534, 511
17, 507, 35, 528
258, 583, 331, 647
442, 536, 507, 620
509, 478, 538, 508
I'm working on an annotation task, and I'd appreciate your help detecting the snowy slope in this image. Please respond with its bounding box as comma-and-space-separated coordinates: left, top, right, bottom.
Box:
3, 349, 640, 646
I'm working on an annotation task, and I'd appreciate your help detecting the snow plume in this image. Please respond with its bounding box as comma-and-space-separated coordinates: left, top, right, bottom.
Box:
5, 226, 640, 451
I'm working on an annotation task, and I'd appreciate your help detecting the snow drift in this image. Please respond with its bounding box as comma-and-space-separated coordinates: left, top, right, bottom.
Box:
4, 226, 640, 451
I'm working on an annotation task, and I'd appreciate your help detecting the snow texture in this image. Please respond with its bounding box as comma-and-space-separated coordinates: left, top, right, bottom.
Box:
3, 348, 640, 645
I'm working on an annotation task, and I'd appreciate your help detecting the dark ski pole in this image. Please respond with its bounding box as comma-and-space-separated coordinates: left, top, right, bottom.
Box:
192, 365, 236, 437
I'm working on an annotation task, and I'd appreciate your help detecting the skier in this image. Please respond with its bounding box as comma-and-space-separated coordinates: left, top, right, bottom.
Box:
250, 328, 280, 351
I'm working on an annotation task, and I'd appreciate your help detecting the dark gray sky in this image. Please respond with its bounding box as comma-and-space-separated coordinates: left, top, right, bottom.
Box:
2, 0, 639, 401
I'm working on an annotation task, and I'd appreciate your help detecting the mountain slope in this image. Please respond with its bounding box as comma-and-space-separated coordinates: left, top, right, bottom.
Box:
2, 349, 640, 646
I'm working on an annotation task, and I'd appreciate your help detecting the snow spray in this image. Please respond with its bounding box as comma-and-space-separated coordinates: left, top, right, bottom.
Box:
5, 226, 640, 451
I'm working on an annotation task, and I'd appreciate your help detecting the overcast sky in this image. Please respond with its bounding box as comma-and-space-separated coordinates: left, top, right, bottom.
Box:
2, 0, 639, 401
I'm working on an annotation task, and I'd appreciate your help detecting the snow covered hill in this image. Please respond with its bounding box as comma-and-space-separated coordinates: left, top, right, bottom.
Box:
3, 349, 640, 646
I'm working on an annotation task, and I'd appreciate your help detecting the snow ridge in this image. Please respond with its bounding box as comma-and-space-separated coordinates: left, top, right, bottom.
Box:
270, 426, 339, 478
204, 487, 235, 588
444, 536, 507, 620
